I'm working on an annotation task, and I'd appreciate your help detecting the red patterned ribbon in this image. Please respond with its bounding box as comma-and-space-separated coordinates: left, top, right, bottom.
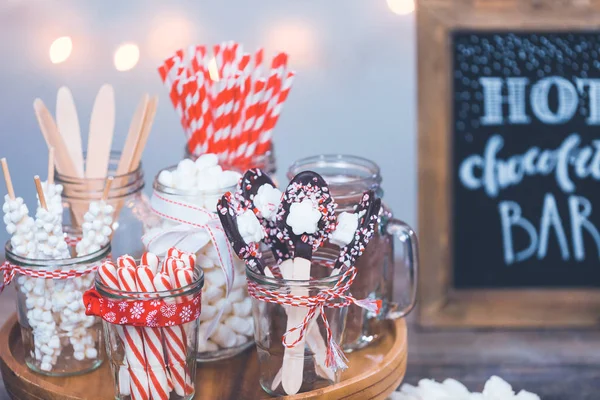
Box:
83, 288, 202, 328
0, 260, 99, 295
246, 265, 381, 371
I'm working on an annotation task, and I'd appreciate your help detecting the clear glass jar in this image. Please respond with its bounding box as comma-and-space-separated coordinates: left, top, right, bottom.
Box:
5, 241, 110, 376
145, 166, 254, 361
287, 155, 419, 351
248, 248, 348, 397
56, 151, 156, 258
96, 265, 203, 400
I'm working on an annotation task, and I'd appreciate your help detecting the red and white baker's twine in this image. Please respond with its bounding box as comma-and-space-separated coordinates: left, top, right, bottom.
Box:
0, 261, 99, 294
246, 265, 382, 371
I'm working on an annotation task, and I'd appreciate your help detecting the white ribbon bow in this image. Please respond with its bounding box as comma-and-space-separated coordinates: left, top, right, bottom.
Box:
143, 191, 236, 338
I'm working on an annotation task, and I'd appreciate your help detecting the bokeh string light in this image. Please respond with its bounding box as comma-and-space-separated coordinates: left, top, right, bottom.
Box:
114, 43, 140, 71
387, 0, 415, 15
49, 36, 72, 64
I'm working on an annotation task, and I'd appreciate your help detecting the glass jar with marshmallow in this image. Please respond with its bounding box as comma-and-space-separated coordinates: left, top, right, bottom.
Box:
144, 154, 254, 361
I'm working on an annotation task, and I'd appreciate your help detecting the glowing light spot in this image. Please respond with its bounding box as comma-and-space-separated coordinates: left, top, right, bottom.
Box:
114, 43, 140, 72
49, 36, 72, 64
208, 57, 220, 81
147, 14, 194, 59
265, 21, 317, 68
387, 0, 415, 15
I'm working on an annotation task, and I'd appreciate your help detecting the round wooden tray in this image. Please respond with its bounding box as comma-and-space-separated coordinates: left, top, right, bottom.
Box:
0, 315, 406, 399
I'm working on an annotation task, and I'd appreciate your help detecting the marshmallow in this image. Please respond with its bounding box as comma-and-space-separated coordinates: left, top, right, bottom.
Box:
330, 211, 359, 247
194, 154, 219, 170
237, 210, 265, 244
233, 298, 252, 318
254, 184, 282, 222
286, 199, 322, 235
210, 324, 237, 348
224, 316, 254, 336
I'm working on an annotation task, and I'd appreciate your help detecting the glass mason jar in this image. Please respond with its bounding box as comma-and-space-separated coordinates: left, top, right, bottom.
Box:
56, 151, 156, 258
287, 155, 418, 351
145, 166, 254, 361
247, 248, 348, 397
5, 241, 110, 376
96, 266, 204, 400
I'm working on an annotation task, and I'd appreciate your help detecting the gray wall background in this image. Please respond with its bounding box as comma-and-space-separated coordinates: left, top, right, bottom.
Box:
0, 0, 416, 248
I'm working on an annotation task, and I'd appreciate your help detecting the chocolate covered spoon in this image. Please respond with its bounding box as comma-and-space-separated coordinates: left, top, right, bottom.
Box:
277, 171, 337, 395
217, 192, 265, 274
239, 168, 291, 264
333, 190, 382, 271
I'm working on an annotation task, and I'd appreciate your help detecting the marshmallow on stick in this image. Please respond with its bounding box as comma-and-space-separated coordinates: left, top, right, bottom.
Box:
1, 160, 61, 371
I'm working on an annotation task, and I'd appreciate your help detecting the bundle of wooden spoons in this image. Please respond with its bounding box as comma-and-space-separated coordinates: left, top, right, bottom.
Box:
33, 85, 157, 183
33, 85, 158, 225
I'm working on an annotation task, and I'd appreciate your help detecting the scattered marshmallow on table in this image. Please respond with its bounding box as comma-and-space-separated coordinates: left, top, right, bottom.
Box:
392, 376, 540, 400
152, 155, 255, 353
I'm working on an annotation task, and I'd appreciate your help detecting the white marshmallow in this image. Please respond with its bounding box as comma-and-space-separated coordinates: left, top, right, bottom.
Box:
233, 298, 252, 318
210, 324, 237, 348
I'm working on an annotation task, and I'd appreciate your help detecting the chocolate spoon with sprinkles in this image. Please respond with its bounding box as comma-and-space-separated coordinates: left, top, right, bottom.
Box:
333, 190, 381, 272
277, 171, 337, 395
239, 168, 292, 265
217, 192, 265, 274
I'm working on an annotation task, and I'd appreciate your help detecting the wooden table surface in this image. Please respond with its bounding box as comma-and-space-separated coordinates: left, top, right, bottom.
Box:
1, 287, 599, 399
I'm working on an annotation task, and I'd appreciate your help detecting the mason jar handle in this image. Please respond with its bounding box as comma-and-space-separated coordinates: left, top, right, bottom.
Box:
384, 218, 419, 319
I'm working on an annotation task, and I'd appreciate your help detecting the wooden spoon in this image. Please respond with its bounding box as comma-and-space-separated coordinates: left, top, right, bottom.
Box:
116, 94, 149, 175
33, 99, 78, 177
56, 86, 84, 177
85, 84, 115, 178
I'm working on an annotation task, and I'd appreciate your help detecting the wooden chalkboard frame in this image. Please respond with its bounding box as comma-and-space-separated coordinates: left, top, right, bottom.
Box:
417, 0, 600, 327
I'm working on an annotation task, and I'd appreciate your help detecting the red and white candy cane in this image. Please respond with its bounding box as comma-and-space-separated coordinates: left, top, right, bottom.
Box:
117, 266, 150, 400
117, 255, 137, 269
140, 252, 160, 275
247, 266, 381, 372
153, 272, 194, 397
98, 262, 132, 397
135, 266, 170, 400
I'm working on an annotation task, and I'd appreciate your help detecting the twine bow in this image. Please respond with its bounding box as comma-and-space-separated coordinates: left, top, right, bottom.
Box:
247, 265, 381, 371
0, 260, 99, 295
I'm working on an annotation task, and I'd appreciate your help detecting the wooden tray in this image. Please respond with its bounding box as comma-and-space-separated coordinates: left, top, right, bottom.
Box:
0, 315, 406, 399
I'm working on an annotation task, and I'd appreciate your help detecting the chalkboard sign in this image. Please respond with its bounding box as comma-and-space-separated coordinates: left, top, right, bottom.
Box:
418, 0, 600, 328
453, 32, 600, 289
